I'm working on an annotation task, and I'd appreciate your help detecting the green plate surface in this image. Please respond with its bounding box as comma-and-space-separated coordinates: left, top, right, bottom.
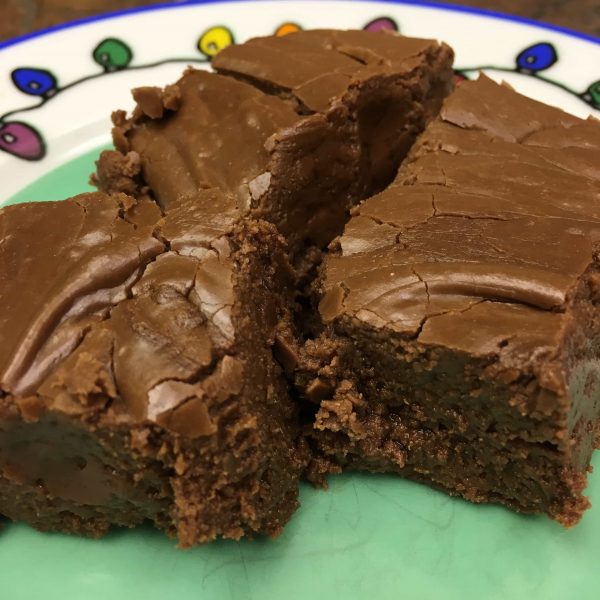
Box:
2, 149, 600, 600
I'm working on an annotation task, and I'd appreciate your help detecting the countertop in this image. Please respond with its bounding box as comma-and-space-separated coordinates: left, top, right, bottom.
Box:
1, 0, 599, 41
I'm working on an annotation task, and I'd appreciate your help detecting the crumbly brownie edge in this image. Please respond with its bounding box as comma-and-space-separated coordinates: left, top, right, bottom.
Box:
166, 220, 306, 546
299, 257, 600, 525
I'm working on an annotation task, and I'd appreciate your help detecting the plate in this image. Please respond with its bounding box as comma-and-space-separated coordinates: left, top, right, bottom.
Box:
1, 2, 600, 599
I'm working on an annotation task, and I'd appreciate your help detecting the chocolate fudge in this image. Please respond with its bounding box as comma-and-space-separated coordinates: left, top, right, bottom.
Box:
0, 191, 304, 546
301, 75, 600, 525
95, 29, 454, 258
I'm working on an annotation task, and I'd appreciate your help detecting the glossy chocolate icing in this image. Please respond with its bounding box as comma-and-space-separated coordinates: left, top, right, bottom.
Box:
212, 29, 448, 112
0, 191, 236, 424
0, 193, 163, 397
321, 76, 600, 356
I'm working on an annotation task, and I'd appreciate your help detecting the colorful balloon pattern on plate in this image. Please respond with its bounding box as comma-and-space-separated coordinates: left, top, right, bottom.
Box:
0, 121, 45, 161
0, 18, 597, 162
93, 38, 134, 71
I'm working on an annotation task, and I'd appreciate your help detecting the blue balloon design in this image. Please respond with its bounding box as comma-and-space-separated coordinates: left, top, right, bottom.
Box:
11, 67, 58, 97
516, 43, 557, 72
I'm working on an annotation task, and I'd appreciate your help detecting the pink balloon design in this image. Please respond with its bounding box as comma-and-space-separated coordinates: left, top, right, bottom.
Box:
364, 17, 399, 33
0, 121, 45, 161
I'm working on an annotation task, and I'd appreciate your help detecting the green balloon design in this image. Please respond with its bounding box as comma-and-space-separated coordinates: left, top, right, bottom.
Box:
586, 80, 600, 107
93, 38, 133, 71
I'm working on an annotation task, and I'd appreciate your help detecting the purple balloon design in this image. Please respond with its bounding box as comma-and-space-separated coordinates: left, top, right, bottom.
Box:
0, 121, 45, 161
364, 17, 399, 33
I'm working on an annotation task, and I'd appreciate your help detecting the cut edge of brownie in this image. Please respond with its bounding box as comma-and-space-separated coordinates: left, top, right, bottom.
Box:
161, 216, 307, 546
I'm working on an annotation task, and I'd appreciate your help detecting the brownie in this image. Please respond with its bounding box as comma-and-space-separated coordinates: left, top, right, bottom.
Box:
0, 190, 304, 546
95, 29, 454, 258
300, 75, 600, 525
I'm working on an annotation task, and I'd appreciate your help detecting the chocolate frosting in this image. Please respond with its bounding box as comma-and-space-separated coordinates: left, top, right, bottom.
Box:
0, 193, 163, 396
118, 70, 299, 207
320, 76, 600, 361
0, 190, 244, 439
212, 29, 443, 113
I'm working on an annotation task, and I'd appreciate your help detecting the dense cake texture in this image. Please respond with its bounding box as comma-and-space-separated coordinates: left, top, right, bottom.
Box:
0, 191, 304, 546
95, 29, 454, 260
300, 75, 600, 525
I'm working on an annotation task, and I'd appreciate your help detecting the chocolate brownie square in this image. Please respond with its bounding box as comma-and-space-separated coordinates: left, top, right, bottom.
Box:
301, 76, 600, 525
0, 191, 303, 546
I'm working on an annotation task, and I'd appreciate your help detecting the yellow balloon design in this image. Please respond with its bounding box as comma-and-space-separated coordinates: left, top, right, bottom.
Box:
198, 25, 234, 58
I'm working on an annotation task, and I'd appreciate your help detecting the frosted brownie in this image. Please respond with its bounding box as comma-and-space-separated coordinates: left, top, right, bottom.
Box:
95, 29, 454, 258
301, 76, 600, 524
0, 191, 303, 546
